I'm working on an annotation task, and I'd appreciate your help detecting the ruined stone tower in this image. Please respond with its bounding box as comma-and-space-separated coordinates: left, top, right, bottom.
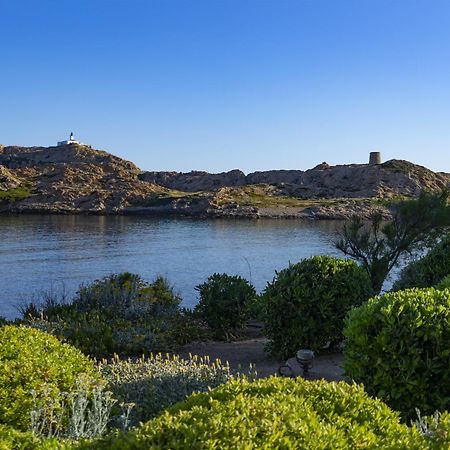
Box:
369, 151, 381, 165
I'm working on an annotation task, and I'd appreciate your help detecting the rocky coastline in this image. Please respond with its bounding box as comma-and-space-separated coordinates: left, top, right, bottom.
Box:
0, 143, 449, 220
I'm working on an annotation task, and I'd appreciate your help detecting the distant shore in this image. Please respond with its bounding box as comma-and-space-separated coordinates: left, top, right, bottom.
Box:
1, 144, 448, 218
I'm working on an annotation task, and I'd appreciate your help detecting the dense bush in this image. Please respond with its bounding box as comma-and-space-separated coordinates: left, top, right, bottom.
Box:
24, 274, 206, 358
436, 275, 450, 290
0, 325, 98, 431
74, 273, 180, 318
262, 256, 372, 358
393, 235, 450, 290
194, 273, 256, 338
344, 288, 450, 420
100, 353, 234, 426
0, 424, 67, 450
79, 377, 425, 449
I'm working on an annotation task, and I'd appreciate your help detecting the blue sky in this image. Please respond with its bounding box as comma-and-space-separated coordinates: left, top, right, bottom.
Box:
1, 0, 449, 173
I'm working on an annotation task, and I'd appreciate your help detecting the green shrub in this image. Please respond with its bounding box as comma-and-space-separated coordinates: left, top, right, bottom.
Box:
29, 309, 119, 358
0, 424, 67, 450
262, 256, 372, 358
194, 273, 256, 339
74, 273, 180, 318
79, 377, 425, 449
0, 187, 33, 203
436, 275, 450, 290
24, 274, 204, 358
167, 308, 211, 345
0, 325, 99, 431
100, 353, 234, 426
393, 235, 450, 291
344, 288, 450, 420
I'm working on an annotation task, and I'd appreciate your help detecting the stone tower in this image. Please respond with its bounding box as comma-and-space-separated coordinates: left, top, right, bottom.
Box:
369, 151, 381, 165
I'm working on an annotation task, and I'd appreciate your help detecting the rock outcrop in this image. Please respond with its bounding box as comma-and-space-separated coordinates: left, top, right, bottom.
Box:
0, 144, 165, 213
142, 161, 450, 199
139, 169, 246, 192
0, 166, 22, 190
0, 143, 448, 219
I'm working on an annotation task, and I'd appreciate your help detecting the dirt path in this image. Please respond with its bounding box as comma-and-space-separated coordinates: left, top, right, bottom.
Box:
179, 337, 280, 377
178, 336, 344, 381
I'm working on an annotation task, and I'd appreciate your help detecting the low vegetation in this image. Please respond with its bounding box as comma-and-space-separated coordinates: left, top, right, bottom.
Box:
77, 377, 428, 449
0, 324, 249, 446
214, 184, 355, 208
133, 190, 204, 208
0, 425, 65, 450
436, 275, 450, 290
215, 185, 306, 207
344, 288, 450, 420
0, 187, 33, 203
22, 273, 207, 358
29, 377, 118, 440
100, 353, 235, 426
0, 325, 99, 431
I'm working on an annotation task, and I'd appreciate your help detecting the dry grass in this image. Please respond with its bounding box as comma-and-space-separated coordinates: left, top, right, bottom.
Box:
214, 185, 370, 209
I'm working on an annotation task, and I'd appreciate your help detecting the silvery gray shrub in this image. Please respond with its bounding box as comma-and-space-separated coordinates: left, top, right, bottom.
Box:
100, 353, 237, 426
30, 375, 119, 440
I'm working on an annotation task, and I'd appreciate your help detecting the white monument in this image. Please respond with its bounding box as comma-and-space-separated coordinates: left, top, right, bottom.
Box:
57, 132, 80, 146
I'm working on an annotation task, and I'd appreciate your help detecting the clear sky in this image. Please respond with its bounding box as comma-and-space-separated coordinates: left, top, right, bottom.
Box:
1, 0, 449, 173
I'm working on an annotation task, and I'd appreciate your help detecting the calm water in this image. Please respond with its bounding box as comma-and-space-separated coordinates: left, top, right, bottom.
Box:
0, 215, 345, 319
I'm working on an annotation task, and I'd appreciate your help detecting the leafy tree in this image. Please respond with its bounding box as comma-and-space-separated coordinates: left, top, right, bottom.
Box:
336, 189, 450, 293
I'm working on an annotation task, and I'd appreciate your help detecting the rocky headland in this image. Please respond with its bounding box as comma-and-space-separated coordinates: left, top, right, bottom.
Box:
0, 143, 448, 219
